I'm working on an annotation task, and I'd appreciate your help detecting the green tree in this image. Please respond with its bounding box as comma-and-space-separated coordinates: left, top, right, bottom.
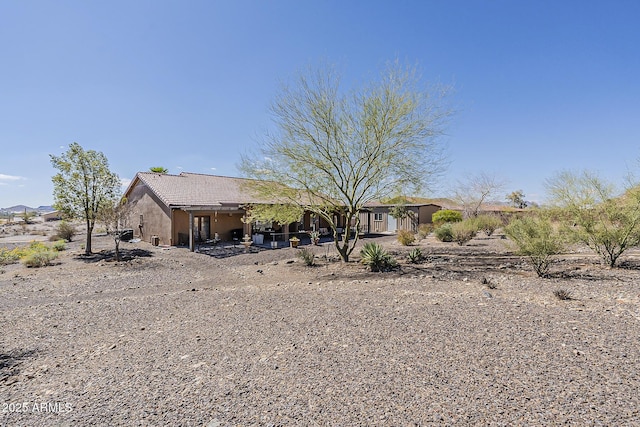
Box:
149, 166, 168, 173
50, 143, 121, 255
388, 202, 417, 230
506, 190, 528, 208
546, 170, 640, 267
241, 62, 450, 261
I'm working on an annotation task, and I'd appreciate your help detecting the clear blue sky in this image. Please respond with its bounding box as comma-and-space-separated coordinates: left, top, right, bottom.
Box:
1, 0, 639, 207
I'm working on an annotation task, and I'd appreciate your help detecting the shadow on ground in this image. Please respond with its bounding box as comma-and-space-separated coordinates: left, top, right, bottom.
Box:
0, 348, 37, 384
75, 248, 154, 263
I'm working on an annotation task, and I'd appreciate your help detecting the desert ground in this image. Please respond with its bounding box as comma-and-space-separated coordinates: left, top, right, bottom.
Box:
1, 228, 639, 426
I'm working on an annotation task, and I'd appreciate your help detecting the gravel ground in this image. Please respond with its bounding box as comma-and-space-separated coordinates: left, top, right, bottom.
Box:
1, 233, 639, 426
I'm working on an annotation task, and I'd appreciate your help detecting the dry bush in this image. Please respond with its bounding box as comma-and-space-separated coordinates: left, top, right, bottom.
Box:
55, 221, 77, 242
451, 220, 478, 245
397, 229, 416, 246
417, 224, 433, 239
474, 214, 503, 236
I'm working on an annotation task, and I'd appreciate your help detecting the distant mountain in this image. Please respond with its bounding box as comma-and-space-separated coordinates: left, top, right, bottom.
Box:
3, 205, 35, 213
0, 205, 55, 214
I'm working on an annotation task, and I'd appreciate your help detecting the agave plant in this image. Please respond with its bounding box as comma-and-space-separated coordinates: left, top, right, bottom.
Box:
360, 242, 397, 272
407, 247, 424, 264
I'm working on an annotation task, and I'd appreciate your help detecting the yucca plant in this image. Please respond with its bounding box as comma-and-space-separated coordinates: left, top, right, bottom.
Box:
360, 242, 397, 272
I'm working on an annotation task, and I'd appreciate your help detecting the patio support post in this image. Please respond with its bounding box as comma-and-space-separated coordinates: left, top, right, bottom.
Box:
189, 211, 195, 252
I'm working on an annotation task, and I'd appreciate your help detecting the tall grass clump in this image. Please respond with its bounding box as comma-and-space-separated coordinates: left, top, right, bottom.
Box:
360, 242, 397, 272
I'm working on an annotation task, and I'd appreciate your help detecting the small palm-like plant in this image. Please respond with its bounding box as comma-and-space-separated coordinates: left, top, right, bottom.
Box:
360, 242, 397, 272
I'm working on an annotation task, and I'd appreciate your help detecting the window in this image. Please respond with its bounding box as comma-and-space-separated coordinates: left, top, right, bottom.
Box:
374, 213, 383, 221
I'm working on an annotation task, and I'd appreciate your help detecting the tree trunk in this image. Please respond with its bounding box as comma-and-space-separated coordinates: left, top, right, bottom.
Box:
336, 240, 349, 262
115, 238, 121, 262
85, 220, 93, 255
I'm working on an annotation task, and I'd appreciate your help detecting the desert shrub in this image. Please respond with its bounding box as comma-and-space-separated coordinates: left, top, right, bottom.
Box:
55, 221, 76, 242
553, 289, 572, 301
360, 242, 397, 272
397, 229, 415, 246
28, 241, 49, 251
481, 276, 497, 289
474, 214, 502, 236
0, 248, 21, 266
434, 224, 453, 242
417, 224, 433, 239
22, 250, 58, 268
504, 215, 565, 278
547, 170, 640, 268
451, 220, 478, 246
298, 247, 315, 266
432, 209, 463, 226
52, 239, 67, 251
407, 248, 424, 264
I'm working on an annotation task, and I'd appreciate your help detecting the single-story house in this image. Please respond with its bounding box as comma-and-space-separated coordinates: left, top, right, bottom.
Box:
123, 172, 336, 250
359, 201, 446, 233
42, 210, 62, 221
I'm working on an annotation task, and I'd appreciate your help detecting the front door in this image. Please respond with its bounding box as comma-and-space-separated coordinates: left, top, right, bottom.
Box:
387, 215, 397, 232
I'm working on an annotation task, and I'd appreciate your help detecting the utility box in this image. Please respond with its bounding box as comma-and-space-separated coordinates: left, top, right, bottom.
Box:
120, 229, 134, 241
151, 235, 159, 246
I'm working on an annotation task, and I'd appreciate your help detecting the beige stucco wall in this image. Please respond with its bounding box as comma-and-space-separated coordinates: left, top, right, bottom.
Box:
126, 181, 172, 245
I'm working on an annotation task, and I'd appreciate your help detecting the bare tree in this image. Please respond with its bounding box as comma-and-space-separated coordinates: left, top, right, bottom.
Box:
99, 198, 133, 262
451, 172, 506, 218
241, 61, 451, 261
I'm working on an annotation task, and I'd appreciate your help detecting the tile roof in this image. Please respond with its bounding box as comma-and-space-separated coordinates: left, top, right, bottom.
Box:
128, 172, 280, 207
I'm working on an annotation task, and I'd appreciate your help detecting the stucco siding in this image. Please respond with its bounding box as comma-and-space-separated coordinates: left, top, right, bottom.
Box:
127, 181, 172, 244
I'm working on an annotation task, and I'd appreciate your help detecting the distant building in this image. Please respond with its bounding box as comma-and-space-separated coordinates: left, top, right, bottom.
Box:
42, 211, 62, 221
123, 172, 337, 251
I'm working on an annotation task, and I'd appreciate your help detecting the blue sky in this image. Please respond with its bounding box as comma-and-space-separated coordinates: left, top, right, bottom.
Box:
1, 0, 639, 207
